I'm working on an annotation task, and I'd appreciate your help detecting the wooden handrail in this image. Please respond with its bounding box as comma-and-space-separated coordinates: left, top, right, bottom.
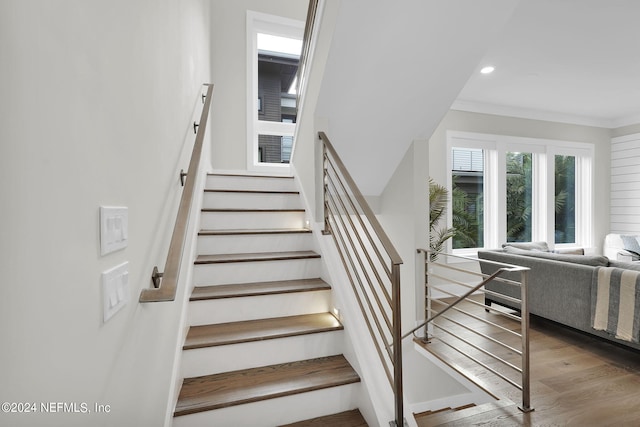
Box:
140, 83, 214, 303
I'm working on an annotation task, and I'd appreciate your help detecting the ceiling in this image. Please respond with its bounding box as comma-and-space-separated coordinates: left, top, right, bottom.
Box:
453, 0, 640, 129
315, 0, 519, 195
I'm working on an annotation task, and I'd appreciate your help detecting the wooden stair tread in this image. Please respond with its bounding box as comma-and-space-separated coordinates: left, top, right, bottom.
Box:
195, 251, 320, 265
204, 188, 299, 194
190, 278, 331, 301
201, 208, 305, 212
184, 313, 343, 350
199, 228, 311, 236
174, 355, 360, 417
278, 409, 368, 427
414, 400, 516, 427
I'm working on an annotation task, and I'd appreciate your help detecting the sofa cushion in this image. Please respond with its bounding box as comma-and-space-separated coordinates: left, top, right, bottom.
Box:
502, 246, 609, 266
502, 241, 549, 252
608, 260, 640, 271
553, 247, 585, 255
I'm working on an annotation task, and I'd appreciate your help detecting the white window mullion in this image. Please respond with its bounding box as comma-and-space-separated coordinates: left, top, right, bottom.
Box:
447, 131, 593, 254
494, 142, 507, 246
532, 152, 547, 243
575, 155, 593, 248
545, 150, 556, 247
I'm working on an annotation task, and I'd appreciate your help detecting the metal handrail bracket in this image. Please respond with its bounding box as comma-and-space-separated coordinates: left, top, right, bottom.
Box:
140, 83, 214, 303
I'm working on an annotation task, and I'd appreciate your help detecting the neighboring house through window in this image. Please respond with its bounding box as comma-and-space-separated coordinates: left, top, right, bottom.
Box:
247, 11, 303, 172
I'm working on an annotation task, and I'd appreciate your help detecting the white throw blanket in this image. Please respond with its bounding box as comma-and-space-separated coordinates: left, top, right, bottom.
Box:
592, 267, 640, 343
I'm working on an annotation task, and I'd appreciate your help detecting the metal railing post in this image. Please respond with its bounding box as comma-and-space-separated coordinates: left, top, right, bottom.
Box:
519, 269, 533, 412
391, 262, 403, 427
424, 253, 431, 342
414, 250, 533, 414
319, 131, 404, 427
321, 139, 331, 235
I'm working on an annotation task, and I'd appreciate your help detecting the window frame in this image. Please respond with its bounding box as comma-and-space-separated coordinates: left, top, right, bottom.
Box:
246, 11, 303, 172
446, 131, 593, 257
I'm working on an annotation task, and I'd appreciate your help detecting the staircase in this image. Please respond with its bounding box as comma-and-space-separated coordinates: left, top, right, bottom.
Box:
172, 173, 367, 427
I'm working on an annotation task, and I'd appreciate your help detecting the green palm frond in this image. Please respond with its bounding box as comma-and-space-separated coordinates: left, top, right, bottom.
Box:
429, 178, 458, 261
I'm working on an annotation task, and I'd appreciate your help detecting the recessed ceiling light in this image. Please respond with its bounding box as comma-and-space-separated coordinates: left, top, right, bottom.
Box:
480, 66, 495, 74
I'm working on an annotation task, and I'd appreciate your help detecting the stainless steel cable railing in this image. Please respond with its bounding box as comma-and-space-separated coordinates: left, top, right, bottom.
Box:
416, 249, 533, 413
139, 83, 214, 303
318, 131, 404, 427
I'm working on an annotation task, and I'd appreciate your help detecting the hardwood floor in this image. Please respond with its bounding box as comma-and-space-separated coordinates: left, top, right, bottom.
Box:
417, 298, 640, 426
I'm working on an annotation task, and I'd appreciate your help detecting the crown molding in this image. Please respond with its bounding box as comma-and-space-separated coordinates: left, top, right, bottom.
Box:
451, 99, 619, 129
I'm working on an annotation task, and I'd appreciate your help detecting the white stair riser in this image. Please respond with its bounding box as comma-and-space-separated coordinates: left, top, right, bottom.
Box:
172, 383, 360, 427
206, 175, 296, 192
193, 258, 321, 286
203, 192, 302, 210
200, 211, 306, 230
188, 290, 331, 326
197, 233, 313, 255
181, 331, 344, 377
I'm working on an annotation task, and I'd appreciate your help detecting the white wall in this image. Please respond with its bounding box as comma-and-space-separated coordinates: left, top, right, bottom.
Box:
610, 133, 640, 234
291, 0, 341, 223
429, 110, 612, 252
378, 141, 428, 333
375, 140, 474, 410
209, 0, 308, 171
314, 0, 519, 197
0, 1, 210, 426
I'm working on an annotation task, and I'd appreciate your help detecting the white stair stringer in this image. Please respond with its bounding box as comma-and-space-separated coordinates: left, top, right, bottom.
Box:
200, 209, 306, 230
181, 330, 344, 378
187, 289, 332, 325
196, 231, 313, 256
193, 257, 322, 286
206, 173, 296, 192
203, 191, 303, 210
172, 172, 363, 427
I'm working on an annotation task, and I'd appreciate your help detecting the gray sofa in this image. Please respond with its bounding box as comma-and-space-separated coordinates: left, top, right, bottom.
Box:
477, 242, 640, 351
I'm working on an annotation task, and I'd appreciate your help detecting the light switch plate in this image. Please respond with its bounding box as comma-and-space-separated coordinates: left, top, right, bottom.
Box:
100, 206, 128, 255
102, 262, 129, 322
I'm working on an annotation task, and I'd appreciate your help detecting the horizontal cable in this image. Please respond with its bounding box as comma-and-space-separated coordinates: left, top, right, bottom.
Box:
327, 194, 392, 332
325, 156, 393, 280
325, 172, 392, 303
429, 299, 522, 339
431, 309, 522, 355
433, 323, 522, 373
431, 331, 523, 390
326, 207, 394, 386
320, 132, 402, 265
